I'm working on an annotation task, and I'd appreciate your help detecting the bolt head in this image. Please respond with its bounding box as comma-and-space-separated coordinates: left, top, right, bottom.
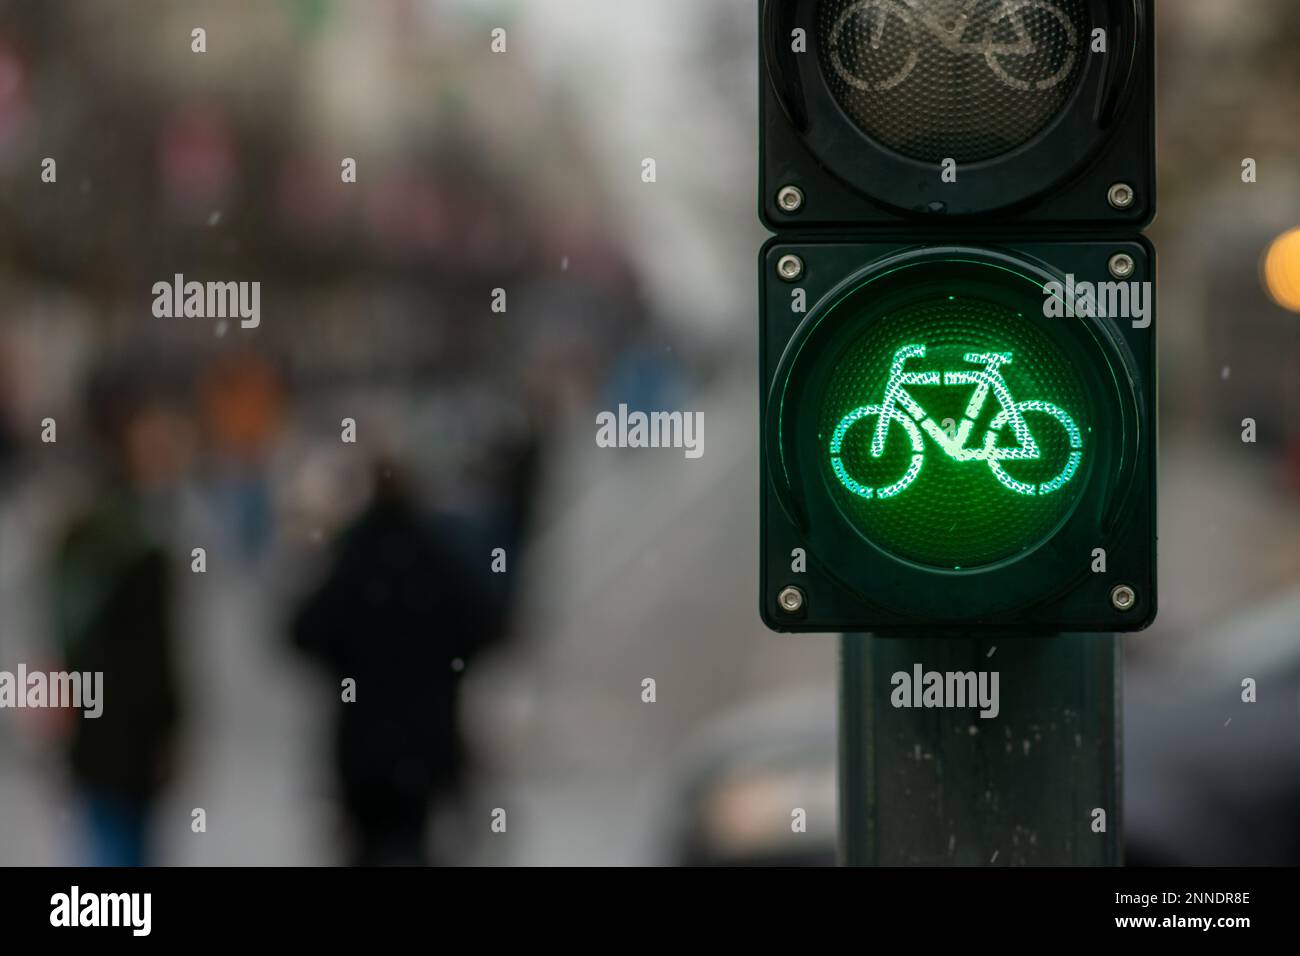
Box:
1111, 584, 1137, 611
776, 185, 804, 213
1108, 182, 1135, 210
1108, 253, 1136, 279
777, 585, 805, 614
777, 254, 804, 282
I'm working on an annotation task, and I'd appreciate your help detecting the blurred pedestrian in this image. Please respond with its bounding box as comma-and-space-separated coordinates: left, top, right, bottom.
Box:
197, 350, 286, 561
50, 367, 187, 866
292, 461, 504, 865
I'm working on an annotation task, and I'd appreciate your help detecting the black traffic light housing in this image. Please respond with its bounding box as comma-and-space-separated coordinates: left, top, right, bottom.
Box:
758, 0, 1156, 634
759, 237, 1156, 633
760, 0, 1155, 231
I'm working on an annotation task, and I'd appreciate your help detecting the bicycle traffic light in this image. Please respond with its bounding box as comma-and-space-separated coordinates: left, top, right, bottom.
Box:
758, 1, 1157, 633
760, 0, 1154, 228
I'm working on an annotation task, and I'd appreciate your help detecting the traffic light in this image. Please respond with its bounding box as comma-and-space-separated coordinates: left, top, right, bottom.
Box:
760, 0, 1154, 229
758, 1, 1156, 633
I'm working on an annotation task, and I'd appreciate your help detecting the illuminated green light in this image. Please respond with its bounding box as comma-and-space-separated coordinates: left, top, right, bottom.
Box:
829, 345, 1084, 501
815, 283, 1092, 570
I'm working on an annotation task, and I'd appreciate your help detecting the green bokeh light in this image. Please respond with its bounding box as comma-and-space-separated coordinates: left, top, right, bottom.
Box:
816, 288, 1091, 570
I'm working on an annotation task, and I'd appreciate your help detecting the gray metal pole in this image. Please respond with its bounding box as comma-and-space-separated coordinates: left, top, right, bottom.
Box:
840, 632, 1122, 866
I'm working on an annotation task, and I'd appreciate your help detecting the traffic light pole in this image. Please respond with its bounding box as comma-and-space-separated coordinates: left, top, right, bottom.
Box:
839, 632, 1121, 866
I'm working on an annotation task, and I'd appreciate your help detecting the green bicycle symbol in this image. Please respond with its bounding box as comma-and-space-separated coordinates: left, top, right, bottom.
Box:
829, 344, 1083, 500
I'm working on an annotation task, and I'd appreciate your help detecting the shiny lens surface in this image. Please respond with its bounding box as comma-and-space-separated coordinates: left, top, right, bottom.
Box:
813, 263, 1092, 569
818, 0, 1090, 164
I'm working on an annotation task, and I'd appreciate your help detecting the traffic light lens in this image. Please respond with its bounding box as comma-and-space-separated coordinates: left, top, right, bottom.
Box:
818, 0, 1090, 164
813, 267, 1091, 569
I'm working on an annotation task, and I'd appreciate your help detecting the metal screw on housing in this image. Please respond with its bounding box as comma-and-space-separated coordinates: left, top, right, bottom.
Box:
1108, 253, 1136, 279
1110, 584, 1136, 611
777, 185, 804, 213
777, 254, 804, 282
1107, 182, 1135, 209
777, 585, 805, 614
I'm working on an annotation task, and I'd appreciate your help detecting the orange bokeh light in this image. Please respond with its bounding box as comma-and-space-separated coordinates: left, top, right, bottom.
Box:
1262, 227, 1300, 313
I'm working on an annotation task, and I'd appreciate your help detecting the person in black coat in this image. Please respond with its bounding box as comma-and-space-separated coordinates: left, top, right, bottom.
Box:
292, 462, 505, 865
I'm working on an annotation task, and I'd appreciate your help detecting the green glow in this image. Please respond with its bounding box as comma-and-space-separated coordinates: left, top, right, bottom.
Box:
829, 345, 1084, 500
814, 287, 1092, 570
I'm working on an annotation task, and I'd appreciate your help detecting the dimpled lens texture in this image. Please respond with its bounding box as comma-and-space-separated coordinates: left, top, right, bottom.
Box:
817, 284, 1090, 569
818, 0, 1089, 164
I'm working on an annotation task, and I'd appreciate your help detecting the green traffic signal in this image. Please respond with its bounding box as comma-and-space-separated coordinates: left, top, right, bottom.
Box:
812, 263, 1091, 570
761, 243, 1155, 632
759, 0, 1157, 633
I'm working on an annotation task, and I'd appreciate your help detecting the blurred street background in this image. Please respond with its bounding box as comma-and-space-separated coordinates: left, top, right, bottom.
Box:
0, 0, 1297, 865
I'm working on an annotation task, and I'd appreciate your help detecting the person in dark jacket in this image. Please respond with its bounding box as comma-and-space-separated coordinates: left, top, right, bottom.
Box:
292, 462, 503, 865
52, 370, 185, 866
